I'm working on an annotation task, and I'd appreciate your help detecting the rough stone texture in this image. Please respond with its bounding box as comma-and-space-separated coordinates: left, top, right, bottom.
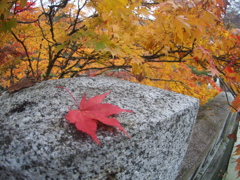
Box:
177, 92, 237, 180
0, 77, 199, 180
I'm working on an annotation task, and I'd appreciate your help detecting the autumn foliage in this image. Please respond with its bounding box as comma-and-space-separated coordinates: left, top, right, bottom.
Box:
0, 0, 237, 103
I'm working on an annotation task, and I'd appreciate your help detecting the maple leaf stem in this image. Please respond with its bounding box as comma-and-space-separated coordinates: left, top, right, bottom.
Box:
56, 86, 79, 107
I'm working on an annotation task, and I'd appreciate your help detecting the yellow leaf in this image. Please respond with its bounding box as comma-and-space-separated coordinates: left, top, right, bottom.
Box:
131, 63, 142, 74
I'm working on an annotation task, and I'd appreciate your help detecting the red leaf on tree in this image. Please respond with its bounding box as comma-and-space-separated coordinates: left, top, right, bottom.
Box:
57, 86, 133, 145
13, 1, 36, 14
194, 56, 199, 61
225, 66, 234, 73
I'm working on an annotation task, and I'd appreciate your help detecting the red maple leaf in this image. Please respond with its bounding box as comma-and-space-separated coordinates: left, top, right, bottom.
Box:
57, 86, 133, 144
225, 66, 235, 73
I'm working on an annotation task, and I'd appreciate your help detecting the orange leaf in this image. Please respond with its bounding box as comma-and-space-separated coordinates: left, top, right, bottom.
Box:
232, 94, 240, 112
236, 158, 240, 171
234, 145, 240, 156
178, 52, 187, 58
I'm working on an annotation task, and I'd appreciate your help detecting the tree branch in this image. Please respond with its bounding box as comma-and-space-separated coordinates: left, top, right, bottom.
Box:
11, 30, 35, 77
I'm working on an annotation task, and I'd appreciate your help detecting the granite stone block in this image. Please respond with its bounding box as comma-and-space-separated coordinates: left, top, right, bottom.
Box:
0, 77, 199, 180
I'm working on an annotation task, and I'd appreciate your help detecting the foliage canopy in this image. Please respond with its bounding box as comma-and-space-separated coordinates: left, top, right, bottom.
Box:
0, 0, 239, 106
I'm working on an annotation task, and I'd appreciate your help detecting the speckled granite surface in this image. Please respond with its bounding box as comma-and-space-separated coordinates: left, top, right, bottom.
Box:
0, 77, 199, 180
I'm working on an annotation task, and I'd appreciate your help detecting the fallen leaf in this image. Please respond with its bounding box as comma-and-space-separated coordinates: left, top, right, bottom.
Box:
228, 130, 237, 142
236, 158, 240, 172
7, 76, 37, 93
57, 86, 133, 145
234, 145, 240, 156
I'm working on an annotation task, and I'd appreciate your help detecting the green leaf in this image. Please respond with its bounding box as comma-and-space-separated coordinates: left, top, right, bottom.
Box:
94, 42, 106, 51
55, 44, 66, 51
0, 18, 17, 33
